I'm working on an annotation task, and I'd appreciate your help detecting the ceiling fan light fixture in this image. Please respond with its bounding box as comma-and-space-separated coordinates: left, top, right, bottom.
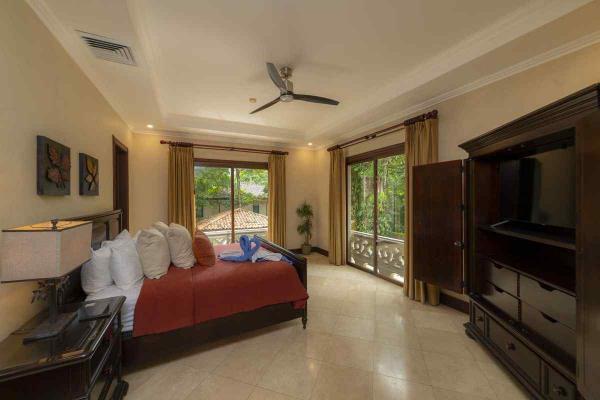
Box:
280, 93, 294, 102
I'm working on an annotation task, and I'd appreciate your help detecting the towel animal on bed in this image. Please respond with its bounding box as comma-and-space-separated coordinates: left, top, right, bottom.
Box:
218, 235, 286, 263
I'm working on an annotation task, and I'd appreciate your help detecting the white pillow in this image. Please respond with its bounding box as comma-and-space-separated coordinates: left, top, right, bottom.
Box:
132, 230, 140, 244
136, 228, 170, 279
81, 246, 112, 295
153, 221, 169, 237
166, 223, 196, 268
108, 230, 144, 290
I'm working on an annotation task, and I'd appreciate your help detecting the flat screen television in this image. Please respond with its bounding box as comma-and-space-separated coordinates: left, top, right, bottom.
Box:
499, 144, 576, 230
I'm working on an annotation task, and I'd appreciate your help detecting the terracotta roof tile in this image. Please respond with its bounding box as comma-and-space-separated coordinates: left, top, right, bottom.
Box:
197, 208, 268, 231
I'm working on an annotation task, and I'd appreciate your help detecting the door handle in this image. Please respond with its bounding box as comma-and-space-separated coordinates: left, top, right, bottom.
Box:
453, 241, 464, 248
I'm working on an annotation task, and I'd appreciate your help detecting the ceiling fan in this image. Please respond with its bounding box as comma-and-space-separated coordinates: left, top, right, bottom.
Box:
250, 62, 340, 114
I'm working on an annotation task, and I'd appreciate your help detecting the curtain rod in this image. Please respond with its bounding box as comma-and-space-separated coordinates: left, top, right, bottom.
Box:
327, 109, 438, 152
160, 140, 288, 155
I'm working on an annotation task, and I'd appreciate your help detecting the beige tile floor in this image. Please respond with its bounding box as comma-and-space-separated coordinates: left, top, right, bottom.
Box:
123, 254, 530, 400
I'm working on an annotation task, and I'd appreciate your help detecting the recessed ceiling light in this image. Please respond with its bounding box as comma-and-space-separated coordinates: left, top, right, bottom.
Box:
146, 124, 154, 129
249, 98, 257, 103
307, 142, 313, 146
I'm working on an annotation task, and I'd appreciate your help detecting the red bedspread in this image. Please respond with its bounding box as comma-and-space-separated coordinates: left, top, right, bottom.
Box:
132, 244, 308, 337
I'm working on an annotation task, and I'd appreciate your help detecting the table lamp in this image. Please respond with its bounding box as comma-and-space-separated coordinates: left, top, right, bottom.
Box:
1, 219, 92, 343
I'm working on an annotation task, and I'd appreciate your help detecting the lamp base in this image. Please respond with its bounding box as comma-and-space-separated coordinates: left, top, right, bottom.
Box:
23, 311, 77, 344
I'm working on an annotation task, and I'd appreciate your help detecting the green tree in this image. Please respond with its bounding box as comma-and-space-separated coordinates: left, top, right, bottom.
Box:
194, 166, 269, 221
349, 154, 405, 239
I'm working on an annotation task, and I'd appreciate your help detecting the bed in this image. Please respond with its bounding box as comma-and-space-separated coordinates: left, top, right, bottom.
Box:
61, 210, 308, 365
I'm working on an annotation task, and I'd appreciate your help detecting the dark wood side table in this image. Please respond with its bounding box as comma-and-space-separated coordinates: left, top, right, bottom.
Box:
0, 296, 128, 399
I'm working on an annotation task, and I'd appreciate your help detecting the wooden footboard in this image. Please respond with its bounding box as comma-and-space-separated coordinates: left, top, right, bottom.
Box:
122, 238, 308, 365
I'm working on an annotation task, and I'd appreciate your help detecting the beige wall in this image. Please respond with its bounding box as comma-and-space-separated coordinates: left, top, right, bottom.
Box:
437, 43, 600, 162
0, 0, 132, 340
130, 133, 319, 250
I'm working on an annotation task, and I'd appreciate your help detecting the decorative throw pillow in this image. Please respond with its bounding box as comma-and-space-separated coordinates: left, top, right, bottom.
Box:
166, 223, 196, 268
107, 230, 144, 290
136, 228, 170, 279
81, 246, 112, 295
192, 231, 216, 267
153, 221, 169, 237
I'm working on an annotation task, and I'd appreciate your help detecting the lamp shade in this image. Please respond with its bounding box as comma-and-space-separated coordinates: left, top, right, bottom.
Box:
1, 220, 92, 282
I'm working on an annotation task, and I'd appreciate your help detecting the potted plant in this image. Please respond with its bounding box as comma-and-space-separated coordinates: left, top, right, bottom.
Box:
296, 201, 314, 255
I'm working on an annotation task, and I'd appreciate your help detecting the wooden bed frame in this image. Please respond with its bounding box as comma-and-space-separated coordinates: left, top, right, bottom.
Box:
60, 210, 308, 365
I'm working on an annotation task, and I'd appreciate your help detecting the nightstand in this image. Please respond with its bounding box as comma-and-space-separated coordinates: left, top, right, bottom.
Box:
0, 296, 128, 399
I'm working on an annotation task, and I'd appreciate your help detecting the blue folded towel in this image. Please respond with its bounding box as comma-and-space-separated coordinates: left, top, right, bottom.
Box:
219, 235, 261, 262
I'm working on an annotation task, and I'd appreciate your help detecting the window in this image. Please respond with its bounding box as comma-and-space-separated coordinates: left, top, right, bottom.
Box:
194, 159, 268, 244
347, 144, 406, 283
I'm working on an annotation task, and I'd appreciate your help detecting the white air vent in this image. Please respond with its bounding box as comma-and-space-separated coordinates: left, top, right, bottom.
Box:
78, 31, 136, 66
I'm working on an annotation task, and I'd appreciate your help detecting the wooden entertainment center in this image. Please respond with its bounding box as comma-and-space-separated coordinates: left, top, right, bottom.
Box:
412, 84, 600, 400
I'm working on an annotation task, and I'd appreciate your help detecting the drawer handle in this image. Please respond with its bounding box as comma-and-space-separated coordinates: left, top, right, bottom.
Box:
552, 385, 567, 396
538, 282, 556, 292
540, 311, 558, 324
477, 316, 484, 322
505, 342, 516, 351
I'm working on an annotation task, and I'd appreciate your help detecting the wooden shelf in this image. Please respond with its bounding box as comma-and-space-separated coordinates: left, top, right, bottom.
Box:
479, 223, 575, 251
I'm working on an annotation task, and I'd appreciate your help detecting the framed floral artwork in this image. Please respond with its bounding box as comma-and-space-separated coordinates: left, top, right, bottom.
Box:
36, 135, 71, 196
79, 153, 99, 196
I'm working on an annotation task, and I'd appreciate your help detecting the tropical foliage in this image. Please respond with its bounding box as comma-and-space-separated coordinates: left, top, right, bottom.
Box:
349, 154, 406, 239
194, 166, 268, 219
296, 201, 314, 245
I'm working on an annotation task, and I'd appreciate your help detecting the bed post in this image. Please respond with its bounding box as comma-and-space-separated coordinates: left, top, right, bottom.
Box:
302, 307, 307, 329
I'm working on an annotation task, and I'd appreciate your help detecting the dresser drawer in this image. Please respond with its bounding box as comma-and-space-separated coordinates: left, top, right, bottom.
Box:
520, 275, 575, 329
482, 259, 518, 296
472, 304, 486, 334
545, 365, 576, 400
488, 318, 540, 387
481, 282, 519, 321
521, 302, 575, 359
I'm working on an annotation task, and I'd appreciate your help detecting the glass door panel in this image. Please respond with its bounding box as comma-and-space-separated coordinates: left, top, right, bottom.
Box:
194, 165, 232, 244
376, 154, 406, 282
348, 161, 375, 271
233, 168, 269, 241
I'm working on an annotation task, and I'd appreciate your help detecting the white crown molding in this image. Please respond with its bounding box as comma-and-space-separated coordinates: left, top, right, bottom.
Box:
309, 0, 593, 139
321, 28, 600, 147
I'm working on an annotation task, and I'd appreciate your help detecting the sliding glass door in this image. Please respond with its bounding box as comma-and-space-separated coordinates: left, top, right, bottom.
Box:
194, 160, 268, 244
347, 145, 406, 283
348, 160, 376, 271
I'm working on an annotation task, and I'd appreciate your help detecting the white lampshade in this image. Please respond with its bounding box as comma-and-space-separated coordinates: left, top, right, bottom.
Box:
1, 220, 92, 282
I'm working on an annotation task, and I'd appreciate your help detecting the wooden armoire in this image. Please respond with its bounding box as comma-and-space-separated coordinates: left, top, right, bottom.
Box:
412, 84, 600, 400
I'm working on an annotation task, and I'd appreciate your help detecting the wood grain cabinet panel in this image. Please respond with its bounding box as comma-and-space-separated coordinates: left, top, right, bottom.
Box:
520, 275, 576, 330
488, 318, 540, 388
481, 258, 518, 296
521, 302, 575, 360
481, 282, 519, 322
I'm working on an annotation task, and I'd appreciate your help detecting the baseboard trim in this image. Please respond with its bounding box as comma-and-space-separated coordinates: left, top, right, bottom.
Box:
289, 247, 329, 257
440, 292, 469, 314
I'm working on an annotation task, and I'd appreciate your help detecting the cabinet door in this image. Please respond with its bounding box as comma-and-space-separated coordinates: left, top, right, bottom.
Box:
576, 112, 600, 400
412, 160, 464, 292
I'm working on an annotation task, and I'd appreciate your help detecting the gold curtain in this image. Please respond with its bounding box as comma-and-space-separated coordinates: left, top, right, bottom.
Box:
403, 116, 440, 305
267, 154, 286, 246
168, 145, 196, 236
328, 148, 346, 265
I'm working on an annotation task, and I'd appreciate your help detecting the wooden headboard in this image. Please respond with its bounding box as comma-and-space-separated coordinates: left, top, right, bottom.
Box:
59, 210, 123, 304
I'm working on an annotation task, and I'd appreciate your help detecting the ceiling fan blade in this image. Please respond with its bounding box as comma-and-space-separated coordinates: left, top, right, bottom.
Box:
266, 62, 286, 92
293, 94, 339, 106
250, 97, 280, 114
